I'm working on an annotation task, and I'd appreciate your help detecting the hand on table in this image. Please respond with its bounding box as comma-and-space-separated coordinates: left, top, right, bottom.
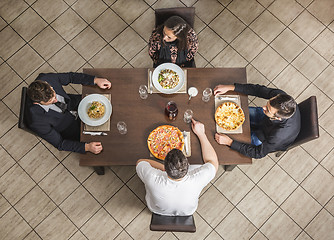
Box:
191, 118, 206, 137
215, 133, 233, 146
94, 78, 111, 89
213, 85, 235, 95
85, 142, 103, 154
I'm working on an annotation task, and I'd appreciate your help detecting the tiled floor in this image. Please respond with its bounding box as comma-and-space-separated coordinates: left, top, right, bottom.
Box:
0, 0, 334, 239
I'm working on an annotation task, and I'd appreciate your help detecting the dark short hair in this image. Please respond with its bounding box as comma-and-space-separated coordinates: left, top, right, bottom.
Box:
27, 80, 54, 103
164, 149, 189, 179
269, 94, 297, 118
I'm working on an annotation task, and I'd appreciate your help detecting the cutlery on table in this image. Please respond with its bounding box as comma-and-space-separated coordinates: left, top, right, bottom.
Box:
149, 70, 153, 94
216, 95, 238, 101
183, 131, 189, 155
83, 131, 107, 136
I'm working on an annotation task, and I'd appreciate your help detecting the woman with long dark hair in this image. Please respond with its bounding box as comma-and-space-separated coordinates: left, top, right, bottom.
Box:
148, 16, 198, 67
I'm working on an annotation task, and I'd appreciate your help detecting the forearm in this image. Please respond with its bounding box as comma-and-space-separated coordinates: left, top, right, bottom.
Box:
137, 159, 165, 171
234, 83, 285, 99
230, 140, 267, 159
197, 134, 218, 170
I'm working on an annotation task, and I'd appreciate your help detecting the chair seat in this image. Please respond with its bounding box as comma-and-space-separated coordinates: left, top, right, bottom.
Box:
150, 213, 196, 232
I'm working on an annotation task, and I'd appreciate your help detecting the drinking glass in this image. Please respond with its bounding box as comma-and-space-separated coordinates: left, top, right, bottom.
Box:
202, 88, 212, 102
183, 109, 193, 123
165, 101, 178, 120
117, 121, 127, 134
139, 85, 148, 99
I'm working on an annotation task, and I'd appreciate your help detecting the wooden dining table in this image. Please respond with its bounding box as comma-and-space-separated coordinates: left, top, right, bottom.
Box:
80, 68, 251, 175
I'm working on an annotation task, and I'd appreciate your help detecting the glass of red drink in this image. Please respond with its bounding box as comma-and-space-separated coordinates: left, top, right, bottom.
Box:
165, 101, 178, 120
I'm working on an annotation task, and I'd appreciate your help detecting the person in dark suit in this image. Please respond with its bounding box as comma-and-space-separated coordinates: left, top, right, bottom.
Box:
27, 72, 111, 154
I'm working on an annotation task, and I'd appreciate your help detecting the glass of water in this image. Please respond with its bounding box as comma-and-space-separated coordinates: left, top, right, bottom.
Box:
139, 85, 148, 99
183, 109, 193, 123
117, 121, 127, 134
202, 88, 212, 102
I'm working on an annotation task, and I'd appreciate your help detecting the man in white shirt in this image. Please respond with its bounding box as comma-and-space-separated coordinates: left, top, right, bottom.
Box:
136, 119, 219, 216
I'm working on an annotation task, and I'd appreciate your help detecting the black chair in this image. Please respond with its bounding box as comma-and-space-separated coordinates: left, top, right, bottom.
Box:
276, 96, 319, 157
150, 213, 196, 232
155, 7, 195, 28
18, 87, 36, 135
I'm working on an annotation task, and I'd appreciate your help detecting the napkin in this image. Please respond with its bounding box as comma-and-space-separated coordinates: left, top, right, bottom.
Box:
214, 95, 243, 134
148, 68, 187, 94
84, 94, 111, 131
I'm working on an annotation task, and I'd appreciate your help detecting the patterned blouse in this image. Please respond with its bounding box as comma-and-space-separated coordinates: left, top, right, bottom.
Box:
148, 28, 199, 67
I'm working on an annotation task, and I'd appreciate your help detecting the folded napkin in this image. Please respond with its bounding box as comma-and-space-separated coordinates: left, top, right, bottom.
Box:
84, 94, 111, 132
148, 68, 187, 94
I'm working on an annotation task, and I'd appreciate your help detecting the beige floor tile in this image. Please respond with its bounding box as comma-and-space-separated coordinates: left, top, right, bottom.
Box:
32, 0, 68, 23
209, 9, 246, 44
72, 0, 108, 24
314, 65, 334, 99
131, 8, 155, 41
0, 164, 35, 205
24, 230, 42, 240
272, 65, 310, 98
129, 47, 153, 68
15, 186, 56, 228
60, 186, 100, 227
0, 146, 16, 178
258, 165, 298, 205
69, 231, 87, 240
0, 126, 39, 161
216, 208, 257, 240
194, 15, 206, 34
310, 29, 334, 62
292, 47, 328, 81
214, 167, 254, 205
319, 105, 334, 136
246, 65, 270, 86
19, 142, 59, 182
110, 27, 147, 61
290, 10, 325, 44
271, 28, 307, 62
198, 27, 227, 62
64, 0, 77, 5
296, 83, 333, 117
174, 212, 213, 240
296, 0, 313, 7
281, 186, 322, 228
112, 0, 149, 24
0, 101, 17, 137
239, 155, 274, 183
295, 231, 313, 240
7, 45, 44, 79
211, 46, 247, 68
302, 165, 334, 205
228, 0, 264, 25
3, 82, 27, 117
0, 194, 11, 218
41, 139, 71, 161
250, 10, 285, 44
0, 0, 28, 23
91, 9, 127, 42
268, 0, 304, 25
39, 164, 80, 204
260, 208, 302, 240
305, 209, 334, 240
70, 27, 107, 61
324, 197, 334, 215
126, 174, 146, 202
62, 153, 94, 182
250, 230, 267, 240
109, 166, 136, 183
159, 232, 178, 240
0, 17, 6, 31
237, 186, 277, 228
193, 0, 224, 24
307, 0, 334, 25
205, 230, 223, 240
105, 185, 145, 227
252, 46, 288, 81
51, 8, 87, 42
197, 186, 234, 227
231, 28, 267, 62
302, 127, 334, 162
0, 26, 25, 60
321, 149, 334, 176
48, 45, 86, 72
114, 230, 134, 240
152, 0, 185, 9
24, 62, 55, 84
125, 208, 164, 239
30, 26, 66, 60
35, 208, 77, 240
194, 53, 210, 68
83, 167, 123, 204
11, 8, 47, 42
0, 208, 32, 240
210, 165, 225, 184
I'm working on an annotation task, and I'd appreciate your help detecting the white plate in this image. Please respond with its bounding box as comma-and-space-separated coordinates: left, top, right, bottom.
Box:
152, 63, 185, 94
78, 94, 112, 126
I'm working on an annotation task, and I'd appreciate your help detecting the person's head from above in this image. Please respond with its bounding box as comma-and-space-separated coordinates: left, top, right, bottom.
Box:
27, 80, 57, 105
164, 149, 189, 180
162, 16, 190, 49
263, 94, 297, 120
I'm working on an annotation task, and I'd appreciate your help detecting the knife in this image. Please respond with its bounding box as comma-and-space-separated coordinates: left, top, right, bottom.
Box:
149, 70, 153, 94
183, 131, 189, 155
83, 131, 107, 136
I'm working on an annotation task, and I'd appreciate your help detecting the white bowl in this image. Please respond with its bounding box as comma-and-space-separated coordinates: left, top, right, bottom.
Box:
152, 63, 185, 94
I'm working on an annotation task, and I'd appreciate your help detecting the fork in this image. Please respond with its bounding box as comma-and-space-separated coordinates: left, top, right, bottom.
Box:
183, 131, 189, 155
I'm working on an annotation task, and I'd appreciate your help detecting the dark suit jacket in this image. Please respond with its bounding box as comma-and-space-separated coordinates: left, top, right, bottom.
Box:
28, 72, 95, 153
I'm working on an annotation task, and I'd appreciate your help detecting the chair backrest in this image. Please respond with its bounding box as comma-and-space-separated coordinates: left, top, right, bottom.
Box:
18, 87, 35, 135
155, 7, 195, 28
289, 96, 319, 149
150, 213, 196, 232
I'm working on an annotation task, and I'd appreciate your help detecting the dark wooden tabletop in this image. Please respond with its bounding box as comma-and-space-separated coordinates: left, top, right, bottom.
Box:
80, 68, 251, 166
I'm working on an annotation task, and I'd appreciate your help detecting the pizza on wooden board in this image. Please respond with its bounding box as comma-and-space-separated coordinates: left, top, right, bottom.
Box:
147, 125, 184, 160
215, 101, 245, 131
